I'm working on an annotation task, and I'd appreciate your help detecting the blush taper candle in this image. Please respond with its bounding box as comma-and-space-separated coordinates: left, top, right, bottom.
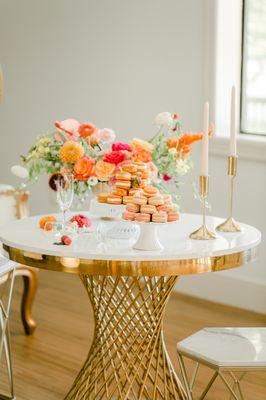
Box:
230, 86, 237, 156
200, 101, 209, 176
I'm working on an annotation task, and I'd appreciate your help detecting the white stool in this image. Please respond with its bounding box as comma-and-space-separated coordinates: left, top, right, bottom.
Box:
0, 257, 16, 399
176, 328, 266, 400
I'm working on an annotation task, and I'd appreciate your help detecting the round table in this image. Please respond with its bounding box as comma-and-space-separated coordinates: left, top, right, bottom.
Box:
0, 213, 261, 400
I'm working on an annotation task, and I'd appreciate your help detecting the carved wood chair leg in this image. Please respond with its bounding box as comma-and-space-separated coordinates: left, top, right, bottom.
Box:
15, 267, 38, 335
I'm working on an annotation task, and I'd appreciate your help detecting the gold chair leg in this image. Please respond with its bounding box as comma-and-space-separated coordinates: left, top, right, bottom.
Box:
15, 266, 38, 335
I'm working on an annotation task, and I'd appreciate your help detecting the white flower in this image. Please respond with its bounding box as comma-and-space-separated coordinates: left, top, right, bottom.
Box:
175, 159, 190, 176
154, 112, 173, 127
11, 165, 29, 179
88, 177, 98, 186
168, 148, 177, 156
93, 128, 116, 143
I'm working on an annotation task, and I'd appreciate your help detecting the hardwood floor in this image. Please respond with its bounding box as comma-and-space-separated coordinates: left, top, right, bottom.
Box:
1, 270, 265, 399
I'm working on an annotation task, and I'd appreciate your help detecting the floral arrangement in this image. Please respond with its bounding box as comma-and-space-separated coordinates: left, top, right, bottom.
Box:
13, 118, 156, 203
12, 113, 211, 207
150, 112, 212, 203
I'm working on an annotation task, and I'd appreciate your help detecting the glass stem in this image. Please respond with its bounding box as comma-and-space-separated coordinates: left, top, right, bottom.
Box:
63, 210, 66, 225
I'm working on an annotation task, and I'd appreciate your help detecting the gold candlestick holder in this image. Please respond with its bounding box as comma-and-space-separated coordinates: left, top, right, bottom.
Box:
189, 175, 216, 240
216, 156, 242, 232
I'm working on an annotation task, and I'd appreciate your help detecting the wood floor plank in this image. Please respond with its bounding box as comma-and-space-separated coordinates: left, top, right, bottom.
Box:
0, 270, 264, 399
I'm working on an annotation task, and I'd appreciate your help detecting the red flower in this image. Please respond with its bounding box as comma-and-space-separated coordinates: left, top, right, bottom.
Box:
70, 214, 91, 228
112, 142, 131, 151
163, 173, 172, 181
104, 151, 126, 164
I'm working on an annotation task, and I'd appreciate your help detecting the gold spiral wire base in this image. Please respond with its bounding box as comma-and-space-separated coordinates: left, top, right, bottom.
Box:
65, 275, 186, 400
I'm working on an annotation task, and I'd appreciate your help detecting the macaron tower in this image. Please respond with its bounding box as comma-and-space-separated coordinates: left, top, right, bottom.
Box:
97, 161, 153, 206
122, 186, 179, 223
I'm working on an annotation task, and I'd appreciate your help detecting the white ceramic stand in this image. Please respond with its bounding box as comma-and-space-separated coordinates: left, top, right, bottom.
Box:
133, 223, 163, 251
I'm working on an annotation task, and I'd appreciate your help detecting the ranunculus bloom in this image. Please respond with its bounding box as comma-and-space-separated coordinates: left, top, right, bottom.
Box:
131, 138, 153, 153
154, 112, 173, 127
163, 173, 172, 181
172, 112, 179, 120
95, 160, 116, 181
104, 150, 126, 164
70, 214, 91, 228
93, 128, 116, 143
73, 157, 96, 181
112, 142, 131, 151
132, 149, 152, 163
11, 165, 29, 179
78, 122, 97, 138
55, 119, 80, 141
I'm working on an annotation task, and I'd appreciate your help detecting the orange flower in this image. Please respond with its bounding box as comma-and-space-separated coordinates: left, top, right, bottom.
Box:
95, 160, 115, 181
59, 141, 84, 163
132, 149, 152, 163
73, 157, 96, 181
131, 138, 154, 153
167, 137, 179, 149
78, 122, 97, 139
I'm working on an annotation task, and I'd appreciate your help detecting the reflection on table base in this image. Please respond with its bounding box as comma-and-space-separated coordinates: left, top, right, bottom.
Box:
65, 275, 186, 400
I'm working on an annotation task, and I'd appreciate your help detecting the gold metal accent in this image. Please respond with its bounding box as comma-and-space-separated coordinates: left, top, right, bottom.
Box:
65, 275, 186, 400
189, 176, 216, 240
176, 349, 264, 400
0, 188, 29, 220
216, 156, 242, 232
3, 244, 258, 276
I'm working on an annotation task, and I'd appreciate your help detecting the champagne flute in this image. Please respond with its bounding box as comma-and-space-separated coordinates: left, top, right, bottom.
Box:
56, 174, 74, 225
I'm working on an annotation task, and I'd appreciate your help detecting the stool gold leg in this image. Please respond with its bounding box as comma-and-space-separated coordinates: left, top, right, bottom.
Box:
65, 275, 186, 400
199, 371, 219, 400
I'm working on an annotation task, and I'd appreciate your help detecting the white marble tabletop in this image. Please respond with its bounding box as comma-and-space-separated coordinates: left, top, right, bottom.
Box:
0, 213, 261, 262
177, 328, 266, 367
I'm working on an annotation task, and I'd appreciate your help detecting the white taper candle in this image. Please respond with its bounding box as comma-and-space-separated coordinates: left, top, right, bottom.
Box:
201, 101, 209, 176
230, 86, 237, 156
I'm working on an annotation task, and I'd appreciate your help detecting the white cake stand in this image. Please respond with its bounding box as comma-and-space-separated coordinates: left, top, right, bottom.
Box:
133, 221, 178, 251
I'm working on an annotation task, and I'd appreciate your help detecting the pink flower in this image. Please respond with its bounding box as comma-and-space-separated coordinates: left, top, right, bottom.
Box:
70, 214, 91, 228
93, 128, 115, 143
104, 150, 126, 164
55, 119, 81, 141
163, 173, 172, 181
112, 142, 131, 151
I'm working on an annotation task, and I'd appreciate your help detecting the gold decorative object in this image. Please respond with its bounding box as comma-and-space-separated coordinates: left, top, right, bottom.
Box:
4, 244, 257, 276
216, 156, 242, 232
189, 176, 216, 240
65, 275, 186, 400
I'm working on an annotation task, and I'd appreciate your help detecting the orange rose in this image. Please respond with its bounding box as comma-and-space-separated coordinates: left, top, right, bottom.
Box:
131, 138, 153, 153
132, 149, 152, 163
73, 157, 96, 181
95, 160, 115, 181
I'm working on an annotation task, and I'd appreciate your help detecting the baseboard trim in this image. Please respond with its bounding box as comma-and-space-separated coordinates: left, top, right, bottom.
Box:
175, 272, 266, 314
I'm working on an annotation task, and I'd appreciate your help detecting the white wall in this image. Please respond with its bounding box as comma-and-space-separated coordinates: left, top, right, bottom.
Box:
0, 0, 204, 214
1, 1, 265, 312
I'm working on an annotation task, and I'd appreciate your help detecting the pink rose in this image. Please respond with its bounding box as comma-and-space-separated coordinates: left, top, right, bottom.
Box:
55, 119, 81, 141
112, 142, 131, 151
104, 150, 126, 164
93, 128, 115, 143
163, 173, 172, 181
70, 214, 91, 228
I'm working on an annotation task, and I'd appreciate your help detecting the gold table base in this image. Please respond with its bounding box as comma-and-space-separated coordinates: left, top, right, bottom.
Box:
65, 275, 186, 400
